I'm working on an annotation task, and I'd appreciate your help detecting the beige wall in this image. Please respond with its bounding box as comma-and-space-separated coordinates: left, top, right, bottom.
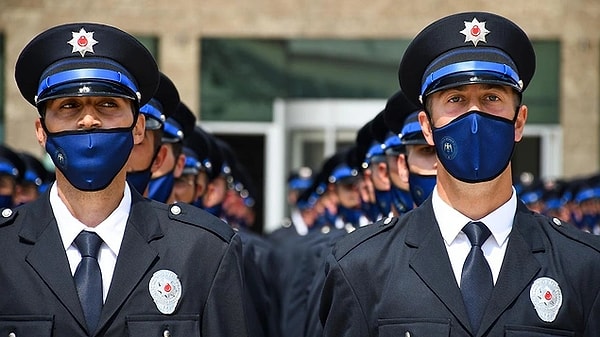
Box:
1, 0, 599, 177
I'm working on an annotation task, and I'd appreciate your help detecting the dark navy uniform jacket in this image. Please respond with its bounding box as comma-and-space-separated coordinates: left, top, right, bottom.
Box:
320, 197, 600, 337
0, 187, 248, 337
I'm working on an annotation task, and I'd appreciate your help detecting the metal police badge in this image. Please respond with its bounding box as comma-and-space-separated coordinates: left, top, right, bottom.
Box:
460, 18, 490, 46
529, 277, 562, 322
149, 269, 182, 314
68, 28, 98, 57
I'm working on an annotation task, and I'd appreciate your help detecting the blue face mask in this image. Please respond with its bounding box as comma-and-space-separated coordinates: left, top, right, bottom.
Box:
315, 207, 337, 229
204, 203, 223, 218
147, 171, 175, 203
44, 125, 134, 191
126, 169, 153, 195
582, 214, 598, 230
337, 205, 363, 226
374, 189, 392, 216
390, 185, 414, 215
126, 145, 161, 195
432, 110, 516, 183
360, 199, 378, 222
408, 173, 436, 206
0, 195, 13, 208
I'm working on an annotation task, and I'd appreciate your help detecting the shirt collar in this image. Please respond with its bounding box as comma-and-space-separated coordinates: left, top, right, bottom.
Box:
433, 186, 516, 247
52, 183, 131, 256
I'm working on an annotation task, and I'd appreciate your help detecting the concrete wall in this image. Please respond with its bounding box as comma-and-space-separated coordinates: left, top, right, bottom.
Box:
1, 0, 599, 177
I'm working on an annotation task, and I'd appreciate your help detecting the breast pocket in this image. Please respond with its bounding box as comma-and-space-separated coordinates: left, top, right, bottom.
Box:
505, 325, 574, 337
378, 318, 451, 337
127, 315, 201, 337
0, 316, 53, 337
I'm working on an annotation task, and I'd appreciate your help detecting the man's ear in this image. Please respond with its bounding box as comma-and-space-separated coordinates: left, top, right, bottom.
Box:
418, 110, 435, 146
514, 105, 528, 142
35, 118, 46, 147
133, 114, 145, 145
173, 154, 186, 179
151, 145, 168, 173
397, 154, 410, 184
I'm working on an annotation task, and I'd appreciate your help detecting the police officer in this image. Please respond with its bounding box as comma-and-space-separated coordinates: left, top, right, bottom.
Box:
383, 90, 437, 207
125, 71, 179, 195
320, 12, 600, 337
381, 91, 416, 215
15, 150, 53, 205
6, 22, 248, 337
0, 144, 26, 208
147, 99, 196, 203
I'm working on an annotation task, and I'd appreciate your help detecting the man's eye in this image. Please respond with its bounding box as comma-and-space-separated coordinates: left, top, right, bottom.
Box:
60, 102, 77, 109
448, 96, 461, 103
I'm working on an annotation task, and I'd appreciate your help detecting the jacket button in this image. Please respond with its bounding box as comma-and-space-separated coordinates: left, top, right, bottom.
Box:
163, 329, 171, 337
2, 208, 12, 218
9, 332, 16, 337
170, 205, 182, 215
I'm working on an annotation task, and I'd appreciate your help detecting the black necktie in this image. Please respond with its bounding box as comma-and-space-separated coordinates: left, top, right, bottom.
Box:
74, 231, 103, 334
460, 221, 493, 333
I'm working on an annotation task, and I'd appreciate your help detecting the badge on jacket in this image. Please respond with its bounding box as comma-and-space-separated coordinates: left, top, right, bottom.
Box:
149, 269, 182, 314
529, 277, 562, 322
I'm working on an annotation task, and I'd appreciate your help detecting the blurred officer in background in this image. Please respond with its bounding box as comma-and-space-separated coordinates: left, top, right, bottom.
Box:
360, 113, 393, 222
5, 22, 248, 336
180, 124, 215, 207
15, 150, 53, 205
321, 12, 600, 337
0, 144, 26, 208
125, 72, 179, 196
147, 100, 196, 203
383, 93, 437, 207
381, 91, 416, 215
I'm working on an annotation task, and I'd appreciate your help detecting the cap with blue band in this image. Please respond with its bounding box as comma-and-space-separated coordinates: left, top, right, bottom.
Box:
420, 60, 521, 97
36, 68, 139, 103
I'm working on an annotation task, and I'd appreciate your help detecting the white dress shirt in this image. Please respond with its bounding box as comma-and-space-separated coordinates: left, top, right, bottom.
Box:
51, 182, 130, 302
432, 185, 516, 286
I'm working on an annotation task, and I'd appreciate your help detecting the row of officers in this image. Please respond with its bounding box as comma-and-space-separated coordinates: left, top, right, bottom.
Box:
2, 9, 600, 337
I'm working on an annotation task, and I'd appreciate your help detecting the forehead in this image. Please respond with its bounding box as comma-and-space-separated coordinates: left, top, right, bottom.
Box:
434, 83, 515, 94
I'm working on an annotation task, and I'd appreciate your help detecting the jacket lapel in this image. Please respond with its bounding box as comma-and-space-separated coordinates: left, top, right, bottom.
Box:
407, 200, 472, 330
97, 193, 162, 331
478, 202, 541, 336
20, 195, 88, 330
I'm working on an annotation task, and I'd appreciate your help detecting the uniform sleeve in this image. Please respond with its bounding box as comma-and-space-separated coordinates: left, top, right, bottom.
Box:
319, 253, 371, 337
203, 233, 249, 337
584, 286, 600, 337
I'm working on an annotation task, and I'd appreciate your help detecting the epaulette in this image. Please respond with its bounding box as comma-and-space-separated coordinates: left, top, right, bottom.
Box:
541, 214, 600, 253
332, 216, 398, 259
162, 202, 235, 243
0, 207, 17, 227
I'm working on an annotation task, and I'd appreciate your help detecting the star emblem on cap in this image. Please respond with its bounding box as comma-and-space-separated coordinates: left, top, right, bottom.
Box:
67, 28, 98, 57
459, 18, 490, 46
